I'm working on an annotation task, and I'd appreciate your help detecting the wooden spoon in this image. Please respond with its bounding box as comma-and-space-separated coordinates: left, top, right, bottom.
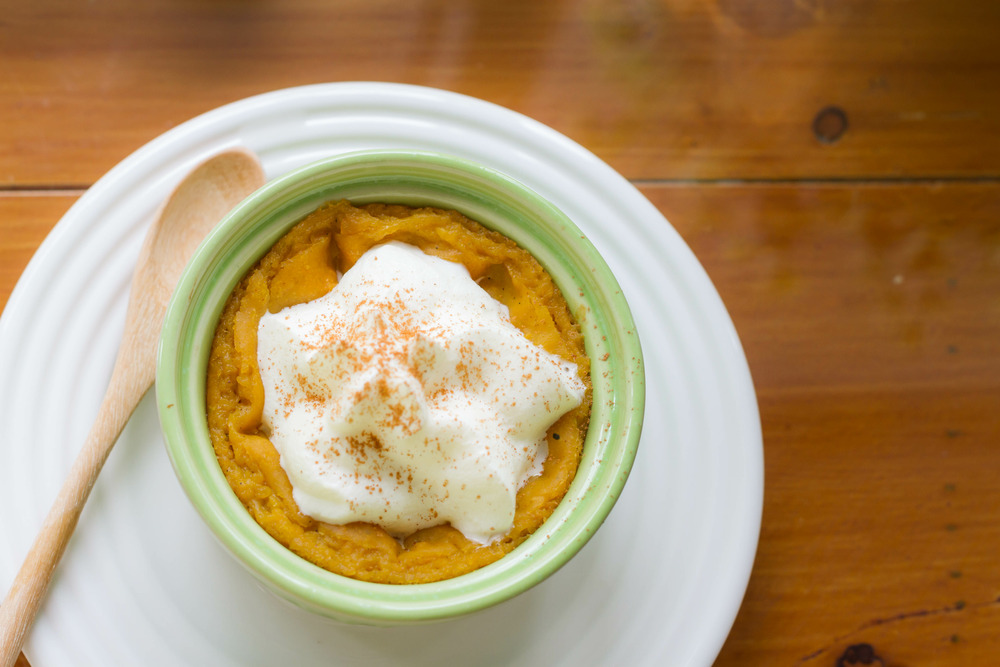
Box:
0, 149, 266, 667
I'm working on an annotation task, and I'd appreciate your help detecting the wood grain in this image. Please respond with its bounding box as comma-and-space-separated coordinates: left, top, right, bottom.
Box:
653, 183, 1000, 394
647, 182, 1000, 666
0, 196, 75, 312
1, 0, 999, 185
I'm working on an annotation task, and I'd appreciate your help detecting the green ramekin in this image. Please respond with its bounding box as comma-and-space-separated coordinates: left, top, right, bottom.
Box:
156, 150, 644, 625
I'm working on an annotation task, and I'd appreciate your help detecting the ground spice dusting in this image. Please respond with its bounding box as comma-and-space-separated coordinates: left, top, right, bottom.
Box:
206, 199, 591, 584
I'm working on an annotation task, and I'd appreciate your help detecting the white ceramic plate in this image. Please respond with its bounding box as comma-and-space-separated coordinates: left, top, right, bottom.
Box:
0, 82, 762, 666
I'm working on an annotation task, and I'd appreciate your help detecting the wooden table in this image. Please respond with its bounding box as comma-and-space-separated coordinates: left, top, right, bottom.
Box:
3, 1, 999, 665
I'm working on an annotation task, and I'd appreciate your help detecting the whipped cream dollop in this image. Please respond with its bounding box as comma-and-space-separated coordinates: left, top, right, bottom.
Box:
256, 241, 585, 544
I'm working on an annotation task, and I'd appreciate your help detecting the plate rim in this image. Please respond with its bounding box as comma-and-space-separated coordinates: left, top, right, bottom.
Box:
0, 81, 763, 667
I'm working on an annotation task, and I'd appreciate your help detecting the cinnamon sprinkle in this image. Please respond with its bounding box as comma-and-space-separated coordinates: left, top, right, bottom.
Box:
256, 242, 585, 542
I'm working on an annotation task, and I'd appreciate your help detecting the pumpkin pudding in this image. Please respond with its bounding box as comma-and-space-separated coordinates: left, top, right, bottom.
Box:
206, 200, 592, 584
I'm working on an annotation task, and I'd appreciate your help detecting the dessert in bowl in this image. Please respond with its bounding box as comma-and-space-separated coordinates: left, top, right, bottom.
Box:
156, 150, 644, 624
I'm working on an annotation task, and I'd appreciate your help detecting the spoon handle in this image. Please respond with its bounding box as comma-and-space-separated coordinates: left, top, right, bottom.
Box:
0, 334, 150, 667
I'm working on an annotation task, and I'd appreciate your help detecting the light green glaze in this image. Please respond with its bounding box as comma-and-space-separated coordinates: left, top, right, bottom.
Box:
156, 151, 644, 625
